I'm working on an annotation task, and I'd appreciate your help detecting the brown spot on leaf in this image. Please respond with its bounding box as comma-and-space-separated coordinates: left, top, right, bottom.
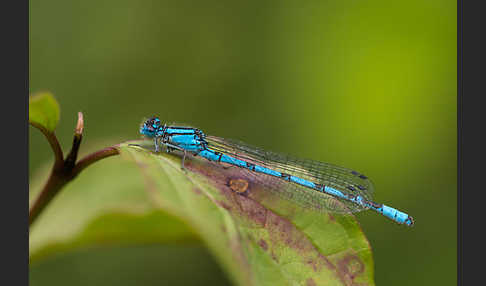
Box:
306, 278, 317, 286
258, 239, 268, 251
228, 178, 249, 194
337, 255, 365, 285
328, 213, 335, 222
271, 251, 279, 263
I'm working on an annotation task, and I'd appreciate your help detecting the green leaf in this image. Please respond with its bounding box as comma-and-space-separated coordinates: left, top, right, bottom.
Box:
29, 91, 60, 132
29, 140, 375, 286
117, 141, 375, 286
29, 151, 199, 264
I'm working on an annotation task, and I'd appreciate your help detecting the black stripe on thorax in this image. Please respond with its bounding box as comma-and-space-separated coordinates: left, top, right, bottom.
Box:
167, 126, 198, 130
167, 132, 197, 136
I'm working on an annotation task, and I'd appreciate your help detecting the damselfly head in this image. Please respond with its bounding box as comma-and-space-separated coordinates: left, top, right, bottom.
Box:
140, 116, 161, 138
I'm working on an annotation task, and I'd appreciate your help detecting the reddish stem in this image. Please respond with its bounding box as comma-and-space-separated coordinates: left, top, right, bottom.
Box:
29, 112, 120, 227
29, 122, 64, 170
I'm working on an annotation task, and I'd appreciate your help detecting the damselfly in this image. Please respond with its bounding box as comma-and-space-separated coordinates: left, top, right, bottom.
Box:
139, 117, 414, 226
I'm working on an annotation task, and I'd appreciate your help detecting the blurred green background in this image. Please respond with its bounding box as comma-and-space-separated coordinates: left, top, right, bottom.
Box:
29, 0, 456, 285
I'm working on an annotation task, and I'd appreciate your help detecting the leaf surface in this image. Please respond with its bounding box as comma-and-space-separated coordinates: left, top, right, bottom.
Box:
29, 91, 60, 132
117, 141, 375, 286
29, 140, 375, 286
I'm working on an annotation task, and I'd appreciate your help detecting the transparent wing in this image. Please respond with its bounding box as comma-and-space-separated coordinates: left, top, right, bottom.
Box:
206, 136, 375, 213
